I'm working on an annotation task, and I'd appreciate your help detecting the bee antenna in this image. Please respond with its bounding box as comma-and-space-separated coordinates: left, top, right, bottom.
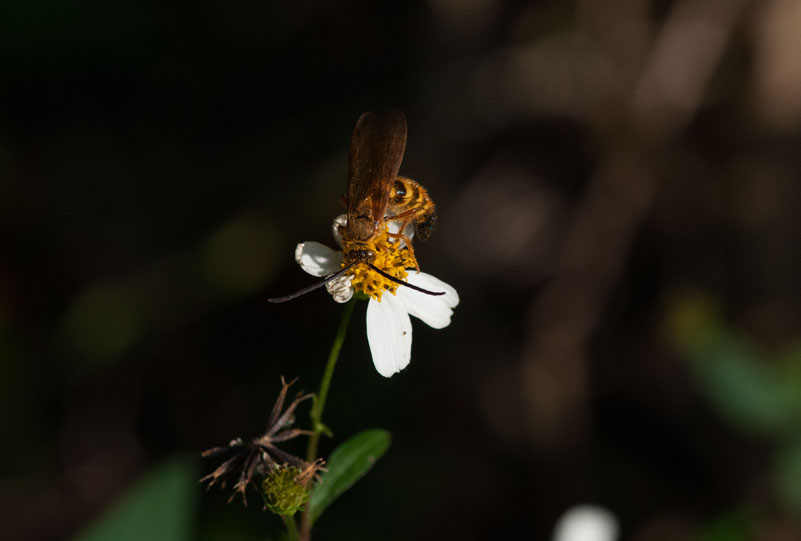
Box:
368, 264, 445, 296
268, 263, 357, 303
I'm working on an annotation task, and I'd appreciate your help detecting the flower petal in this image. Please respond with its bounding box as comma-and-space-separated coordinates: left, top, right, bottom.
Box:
325, 274, 355, 303
366, 295, 412, 377
396, 272, 459, 329
295, 242, 342, 277
331, 214, 347, 247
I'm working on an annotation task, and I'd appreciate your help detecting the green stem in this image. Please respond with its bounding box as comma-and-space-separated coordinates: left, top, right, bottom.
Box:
300, 298, 357, 541
281, 515, 298, 540
306, 297, 357, 462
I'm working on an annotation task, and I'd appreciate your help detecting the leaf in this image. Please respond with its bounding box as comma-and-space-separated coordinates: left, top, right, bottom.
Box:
73, 455, 198, 541
688, 331, 801, 437
669, 295, 801, 437
308, 429, 391, 525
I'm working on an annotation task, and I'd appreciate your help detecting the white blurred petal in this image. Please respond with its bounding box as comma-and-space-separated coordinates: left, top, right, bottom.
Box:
552, 505, 619, 541
396, 272, 459, 329
295, 242, 342, 277
366, 295, 412, 377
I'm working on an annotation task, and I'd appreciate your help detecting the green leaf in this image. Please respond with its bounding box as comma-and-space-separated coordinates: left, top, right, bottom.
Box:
689, 331, 801, 437
669, 295, 801, 438
73, 455, 198, 541
308, 429, 391, 525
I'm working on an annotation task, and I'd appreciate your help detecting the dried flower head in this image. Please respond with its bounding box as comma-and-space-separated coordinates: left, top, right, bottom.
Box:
200, 377, 321, 505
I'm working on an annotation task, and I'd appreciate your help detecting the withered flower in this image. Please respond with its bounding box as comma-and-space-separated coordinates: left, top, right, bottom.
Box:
201, 377, 322, 505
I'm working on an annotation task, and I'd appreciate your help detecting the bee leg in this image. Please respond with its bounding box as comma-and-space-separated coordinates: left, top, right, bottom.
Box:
385, 213, 416, 241
386, 229, 412, 247
385, 208, 420, 225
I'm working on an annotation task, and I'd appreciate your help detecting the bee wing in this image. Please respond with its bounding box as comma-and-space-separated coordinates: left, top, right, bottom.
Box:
347, 110, 407, 220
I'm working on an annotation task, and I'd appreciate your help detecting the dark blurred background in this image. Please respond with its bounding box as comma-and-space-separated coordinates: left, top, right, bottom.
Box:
4, 0, 801, 539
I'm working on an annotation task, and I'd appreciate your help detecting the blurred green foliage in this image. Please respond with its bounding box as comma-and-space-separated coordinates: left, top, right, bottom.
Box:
669, 293, 801, 512
73, 456, 198, 541
696, 510, 753, 541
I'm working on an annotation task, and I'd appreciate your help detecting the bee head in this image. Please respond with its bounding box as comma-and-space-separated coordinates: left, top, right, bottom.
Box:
348, 248, 376, 264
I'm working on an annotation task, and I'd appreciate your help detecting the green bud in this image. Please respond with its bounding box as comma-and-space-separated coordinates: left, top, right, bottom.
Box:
261, 465, 311, 516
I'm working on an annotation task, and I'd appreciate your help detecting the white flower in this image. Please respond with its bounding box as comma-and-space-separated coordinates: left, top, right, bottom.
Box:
294, 215, 459, 377
552, 505, 619, 541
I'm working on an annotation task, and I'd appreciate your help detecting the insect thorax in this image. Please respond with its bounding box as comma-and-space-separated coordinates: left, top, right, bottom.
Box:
344, 214, 376, 242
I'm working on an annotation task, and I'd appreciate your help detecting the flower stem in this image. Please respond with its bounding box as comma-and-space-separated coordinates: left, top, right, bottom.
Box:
306, 298, 357, 463
300, 299, 357, 541
282, 515, 299, 540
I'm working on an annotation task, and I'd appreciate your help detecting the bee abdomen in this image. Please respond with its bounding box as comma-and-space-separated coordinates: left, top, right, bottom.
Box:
414, 209, 437, 242
389, 176, 437, 241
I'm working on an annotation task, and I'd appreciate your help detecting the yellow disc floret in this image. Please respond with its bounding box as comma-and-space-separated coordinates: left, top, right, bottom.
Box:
342, 227, 418, 302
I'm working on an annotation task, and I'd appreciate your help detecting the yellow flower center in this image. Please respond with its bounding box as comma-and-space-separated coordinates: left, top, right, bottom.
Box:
341, 228, 418, 302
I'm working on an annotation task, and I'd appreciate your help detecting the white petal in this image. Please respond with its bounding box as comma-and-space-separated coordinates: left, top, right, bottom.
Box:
366, 295, 412, 377
325, 274, 355, 303
295, 242, 342, 277
331, 214, 347, 247
396, 272, 459, 329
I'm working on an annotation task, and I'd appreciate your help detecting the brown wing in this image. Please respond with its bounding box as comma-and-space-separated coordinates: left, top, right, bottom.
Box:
347, 110, 408, 221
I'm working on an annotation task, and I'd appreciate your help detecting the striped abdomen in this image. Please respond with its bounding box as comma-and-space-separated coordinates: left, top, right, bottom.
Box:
387, 176, 437, 241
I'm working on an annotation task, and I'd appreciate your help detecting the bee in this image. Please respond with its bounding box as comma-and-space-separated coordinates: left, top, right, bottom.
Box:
341, 110, 436, 268
387, 176, 437, 242
339, 109, 407, 265
268, 110, 443, 303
